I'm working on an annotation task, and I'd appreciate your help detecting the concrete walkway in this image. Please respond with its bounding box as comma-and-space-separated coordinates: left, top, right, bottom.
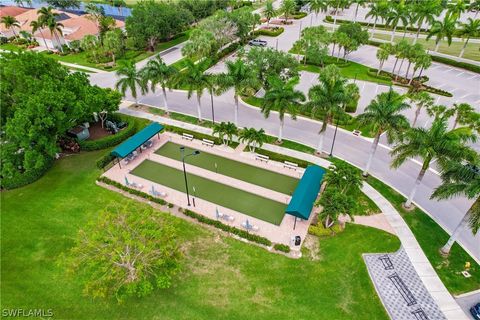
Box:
362, 183, 468, 320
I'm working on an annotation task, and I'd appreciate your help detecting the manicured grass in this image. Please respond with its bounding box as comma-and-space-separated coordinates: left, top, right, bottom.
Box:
131, 159, 287, 225
0, 43, 22, 52
156, 142, 299, 195
372, 33, 480, 62
1, 149, 399, 319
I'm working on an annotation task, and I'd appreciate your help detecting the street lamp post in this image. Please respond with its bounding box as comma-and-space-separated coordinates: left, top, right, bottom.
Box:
180, 147, 200, 206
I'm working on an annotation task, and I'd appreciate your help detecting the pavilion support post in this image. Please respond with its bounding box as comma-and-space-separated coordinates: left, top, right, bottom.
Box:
118, 157, 122, 169
293, 217, 297, 230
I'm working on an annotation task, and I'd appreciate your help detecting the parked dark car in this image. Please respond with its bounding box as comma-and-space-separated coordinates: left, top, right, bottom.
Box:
471, 303, 480, 320
248, 39, 267, 47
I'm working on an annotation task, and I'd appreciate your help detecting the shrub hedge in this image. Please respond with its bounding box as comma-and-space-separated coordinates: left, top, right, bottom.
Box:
1, 157, 54, 190
97, 176, 167, 205
273, 243, 291, 253
253, 27, 284, 37
308, 224, 343, 237
292, 12, 308, 19
183, 209, 273, 246
96, 153, 115, 169
79, 115, 137, 151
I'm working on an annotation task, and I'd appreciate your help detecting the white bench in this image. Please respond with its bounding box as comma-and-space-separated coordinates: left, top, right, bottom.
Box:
283, 161, 298, 170
255, 154, 269, 162
182, 133, 194, 141
202, 138, 214, 147
352, 130, 361, 136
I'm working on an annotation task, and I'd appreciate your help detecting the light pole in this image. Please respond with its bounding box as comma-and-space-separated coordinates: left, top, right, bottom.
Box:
180, 147, 200, 206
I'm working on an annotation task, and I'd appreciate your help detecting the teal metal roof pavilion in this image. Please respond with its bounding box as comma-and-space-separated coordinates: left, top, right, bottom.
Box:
111, 122, 164, 158
285, 165, 325, 220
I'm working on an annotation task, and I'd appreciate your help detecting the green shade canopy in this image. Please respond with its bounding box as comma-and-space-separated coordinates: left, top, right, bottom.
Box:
111, 122, 164, 158
285, 165, 325, 220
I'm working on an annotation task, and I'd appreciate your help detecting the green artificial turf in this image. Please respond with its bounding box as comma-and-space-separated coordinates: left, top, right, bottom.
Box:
1, 149, 400, 319
155, 142, 299, 195
131, 159, 287, 225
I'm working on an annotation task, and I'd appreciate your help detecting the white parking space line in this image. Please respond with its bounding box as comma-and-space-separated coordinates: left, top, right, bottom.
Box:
455, 72, 465, 77
459, 94, 471, 99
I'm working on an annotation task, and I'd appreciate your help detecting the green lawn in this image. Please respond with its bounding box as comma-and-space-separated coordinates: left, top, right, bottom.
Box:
372, 34, 480, 62
155, 142, 299, 195
131, 159, 288, 225
1, 149, 400, 319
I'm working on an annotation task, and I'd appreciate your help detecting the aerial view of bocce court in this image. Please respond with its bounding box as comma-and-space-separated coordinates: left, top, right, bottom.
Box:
1, 0, 480, 319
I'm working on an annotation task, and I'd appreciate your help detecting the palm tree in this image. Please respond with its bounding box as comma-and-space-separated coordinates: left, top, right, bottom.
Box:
352, 0, 368, 23
141, 56, 178, 115
263, 0, 277, 27
457, 18, 480, 58
1, 16, 20, 39
427, 16, 457, 52
412, 0, 441, 44
213, 122, 237, 145
303, 65, 348, 153
239, 127, 267, 152
215, 59, 259, 126
376, 43, 391, 76
261, 76, 305, 142
45, 17, 64, 52
431, 160, 480, 255
30, 20, 49, 49
409, 53, 431, 85
280, 0, 296, 23
391, 117, 477, 208
37, 7, 59, 48
176, 59, 211, 121
115, 61, 147, 107
365, 1, 388, 37
403, 43, 423, 80
447, 0, 468, 19
113, 0, 126, 16
391, 40, 409, 78
408, 91, 434, 127
309, 0, 327, 24
357, 89, 410, 177
386, 2, 409, 43
451, 103, 475, 129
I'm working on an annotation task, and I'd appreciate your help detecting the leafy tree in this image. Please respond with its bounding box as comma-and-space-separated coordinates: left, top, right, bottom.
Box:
178, 0, 225, 22
115, 61, 147, 106
181, 29, 217, 59
126, 1, 193, 51
317, 188, 355, 225
358, 89, 410, 177
64, 204, 181, 301
238, 127, 267, 152
216, 58, 259, 126
85, 3, 105, 27
81, 35, 101, 63
324, 162, 362, 194
280, 0, 296, 22
391, 117, 477, 208
103, 29, 124, 65
293, 26, 330, 64
335, 22, 369, 58
0, 52, 120, 186
245, 47, 299, 89
263, 0, 277, 26
408, 91, 434, 127
427, 15, 457, 52
141, 56, 178, 114
45, 0, 80, 9
175, 59, 211, 121
303, 65, 348, 153
451, 103, 475, 129
261, 76, 305, 142
457, 18, 480, 58
376, 43, 391, 75
432, 160, 480, 255
1, 16, 20, 38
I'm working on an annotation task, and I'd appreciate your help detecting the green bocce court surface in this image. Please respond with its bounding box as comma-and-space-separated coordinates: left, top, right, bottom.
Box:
155, 142, 299, 195
131, 159, 287, 225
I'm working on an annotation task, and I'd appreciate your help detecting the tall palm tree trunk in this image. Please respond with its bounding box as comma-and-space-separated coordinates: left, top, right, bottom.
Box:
234, 95, 239, 126
371, 18, 378, 37
405, 166, 428, 208
412, 105, 421, 127
440, 198, 479, 255
392, 57, 400, 75
377, 60, 385, 75
38, 29, 49, 49
408, 68, 417, 85
196, 93, 203, 121
404, 60, 412, 79
278, 118, 284, 142
316, 120, 328, 153
459, 37, 469, 58
333, 4, 340, 26
162, 87, 169, 114
390, 25, 397, 43
363, 133, 381, 176
353, 4, 359, 22
434, 40, 440, 52
413, 24, 422, 44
